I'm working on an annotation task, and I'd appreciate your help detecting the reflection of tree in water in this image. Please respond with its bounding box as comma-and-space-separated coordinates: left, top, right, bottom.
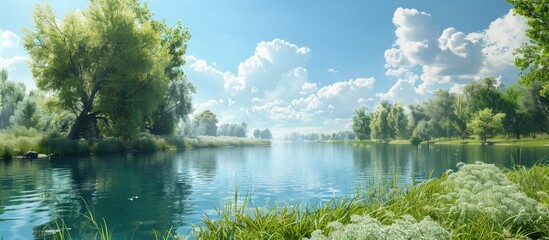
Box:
183, 149, 218, 181
29, 152, 194, 239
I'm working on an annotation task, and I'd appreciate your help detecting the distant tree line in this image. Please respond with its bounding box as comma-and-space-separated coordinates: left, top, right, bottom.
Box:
253, 129, 272, 139
177, 109, 270, 139
352, 78, 549, 143
282, 131, 356, 142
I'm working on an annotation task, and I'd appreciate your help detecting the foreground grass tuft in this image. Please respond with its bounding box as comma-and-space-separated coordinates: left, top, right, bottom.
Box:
196, 163, 549, 239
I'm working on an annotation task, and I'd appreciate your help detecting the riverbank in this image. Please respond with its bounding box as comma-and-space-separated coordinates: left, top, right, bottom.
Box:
196, 162, 549, 239
0, 128, 270, 160
336, 136, 549, 147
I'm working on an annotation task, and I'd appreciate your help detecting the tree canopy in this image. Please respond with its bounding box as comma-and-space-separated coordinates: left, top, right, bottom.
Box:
23, 0, 193, 140
507, 0, 549, 96
193, 110, 218, 136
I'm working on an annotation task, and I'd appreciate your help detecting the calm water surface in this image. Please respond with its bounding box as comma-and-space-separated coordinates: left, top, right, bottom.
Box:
1, 143, 548, 239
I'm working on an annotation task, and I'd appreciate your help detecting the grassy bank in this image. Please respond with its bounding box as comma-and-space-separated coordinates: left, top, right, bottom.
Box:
334, 136, 549, 147
431, 136, 549, 146
0, 128, 271, 160
196, 163, 549, 239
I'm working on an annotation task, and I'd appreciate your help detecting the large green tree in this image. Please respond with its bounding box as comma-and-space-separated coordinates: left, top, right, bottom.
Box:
351, 106, 371, 140
519, 83, 549, 134
424, 89, 456, 139
507, 0, 549, 96
501, 84, 531, 139
452, 95, 470, 140
193, 110, 218, 136
388, 102, 408, 139
24, 0, 172, 140
467, 108, 506, 143
464, 78, 503, 113
370, 101, 392, 142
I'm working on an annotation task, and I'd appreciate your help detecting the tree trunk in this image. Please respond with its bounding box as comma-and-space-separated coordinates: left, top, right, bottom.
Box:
67, 84, 102, 140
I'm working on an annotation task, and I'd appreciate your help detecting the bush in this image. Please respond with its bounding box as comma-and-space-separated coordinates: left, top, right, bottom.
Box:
1, 146, 13, 160
93, 137, 125, 154
164, 136, 191, 149
305, 215, 449, 240
410, 134, 422, 145
39, 131, 85, 156
130, 134, 169, 152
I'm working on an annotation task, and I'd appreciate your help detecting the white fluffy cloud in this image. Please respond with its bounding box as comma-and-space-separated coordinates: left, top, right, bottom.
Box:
223, 39, 310, 93
185, 39, 377, 134
0, 30, 19, 53
380, 9, 528, 104
0, 29, 33, 88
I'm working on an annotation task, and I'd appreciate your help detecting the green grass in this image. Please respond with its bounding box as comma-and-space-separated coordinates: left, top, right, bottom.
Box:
30, 163, 549, 239
196, 163, 549, 239
184, 136, 271, 149
432, 136, 549, 146
0, 129, 271, 160
0, 127, 42, 158
335, 135, 549, 147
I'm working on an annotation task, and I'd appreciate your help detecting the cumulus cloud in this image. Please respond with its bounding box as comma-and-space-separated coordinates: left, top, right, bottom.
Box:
223, 39, 310, 93
195, 99, 224, 109
185, 38, 378, 132
0, 29, 33, 88
0, 30, 20, 53
380, 9, 528, 103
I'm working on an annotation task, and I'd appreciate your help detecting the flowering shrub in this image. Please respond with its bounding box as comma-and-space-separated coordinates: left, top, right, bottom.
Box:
436, 162, 549, 225
304, 215, 449, 240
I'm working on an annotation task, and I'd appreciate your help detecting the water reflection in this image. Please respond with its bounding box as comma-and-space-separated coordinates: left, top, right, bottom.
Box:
0, 143, 548, 239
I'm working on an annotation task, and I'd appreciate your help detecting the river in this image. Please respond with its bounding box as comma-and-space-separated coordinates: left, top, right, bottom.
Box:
1, 142, 548, 239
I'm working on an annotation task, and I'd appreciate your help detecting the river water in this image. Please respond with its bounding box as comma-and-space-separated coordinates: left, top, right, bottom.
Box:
1, 142, 548, 239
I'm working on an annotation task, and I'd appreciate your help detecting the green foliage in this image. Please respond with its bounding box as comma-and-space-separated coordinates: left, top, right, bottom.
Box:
452, 95, 469, 140
519, 83, 549, 135
193, 110, 218, 136
282, 131, 355, 141
93, 137, 125, 154
0, 68, 26, 129
217, 122, 248, 137
305, 215, 449, 240
507, 0, 549, 96
146, 20, 195, 136
23, 0, 176, 140
352, 106, 371, 140
424, 89, 457, 138
467, 108, 506, 143
388, 102, 408, 139
1, 145, 13, 160
197, 164, 549, 239
10, 90, 46, 130
130, 133, 169, 152
370, 101, 392, 142
39, 131, 84, 156
0, 127, 42, 158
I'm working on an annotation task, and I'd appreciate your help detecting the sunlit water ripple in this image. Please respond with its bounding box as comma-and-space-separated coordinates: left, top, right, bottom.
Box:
1, 142, 548, 239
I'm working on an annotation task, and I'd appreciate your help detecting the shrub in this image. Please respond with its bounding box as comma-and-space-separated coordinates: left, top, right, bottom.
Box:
93, 137, 125, 154
130, 134, 169, 152
305, 215, 449, 240
1, 146, 13, 160
39, 131, 84, 156
435, 162, 549, 232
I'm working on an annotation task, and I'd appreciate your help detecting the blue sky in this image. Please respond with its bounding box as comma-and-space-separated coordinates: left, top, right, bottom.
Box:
0, 0, 528, 136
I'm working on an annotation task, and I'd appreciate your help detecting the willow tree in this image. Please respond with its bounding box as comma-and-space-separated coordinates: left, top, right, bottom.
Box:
145, 21, 195, 135
24, 0, 170, 140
